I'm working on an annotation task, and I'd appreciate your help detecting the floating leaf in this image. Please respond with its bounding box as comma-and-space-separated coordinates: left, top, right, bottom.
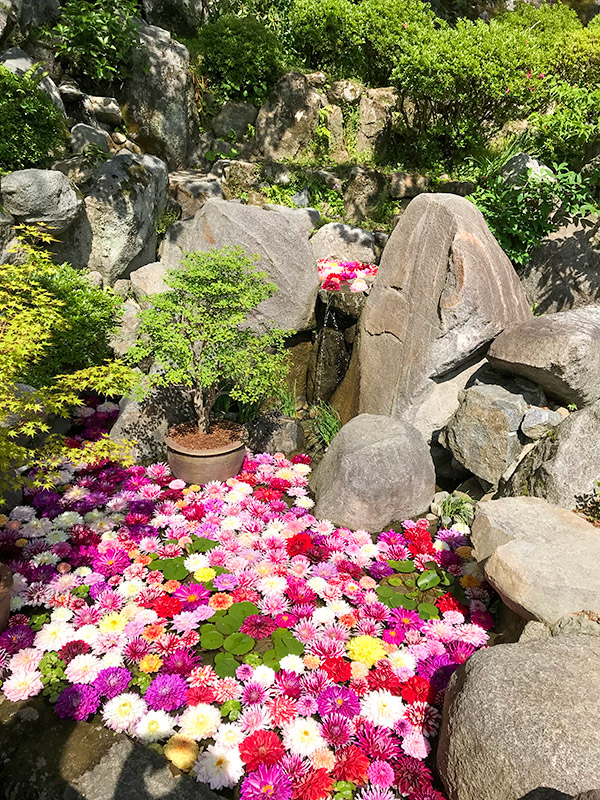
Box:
220, 699, 241, 719
200, 629, 225, 650
388, 559, 415, 573
228, 601, 260, 621
148, 556, 188, 581
189, 536, 219, 552
224, 632, 255, 655
215, 615, 240, 636
262, 649, 280, 670
388, 576, 405, 587
418, 602, 440, 620
214, 653, 239, 678
416, 569, 441, 590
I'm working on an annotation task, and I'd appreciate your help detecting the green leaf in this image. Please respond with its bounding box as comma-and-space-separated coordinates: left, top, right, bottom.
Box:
388, 576, 405, 586
416, 569, 441, 590
223, 632, 255, 655
189, 536, 219, 552
228, 601, 260, 620
418, 602, 441, 620
388, 559, 415, 573
148, 556, 188, 581
200, 630, 225, 649
214, 652, 239, 678
262, 649, 280, 670
215, 614, 240, 635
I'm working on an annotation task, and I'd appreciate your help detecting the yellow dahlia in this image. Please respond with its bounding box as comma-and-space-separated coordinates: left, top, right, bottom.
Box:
346, 635, 386, 668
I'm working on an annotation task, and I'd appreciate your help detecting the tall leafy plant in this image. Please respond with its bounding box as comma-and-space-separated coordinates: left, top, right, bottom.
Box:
127, 247, 289, 433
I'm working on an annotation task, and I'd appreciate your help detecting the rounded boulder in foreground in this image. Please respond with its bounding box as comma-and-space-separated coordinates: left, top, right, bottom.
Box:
310, 413, 435, 531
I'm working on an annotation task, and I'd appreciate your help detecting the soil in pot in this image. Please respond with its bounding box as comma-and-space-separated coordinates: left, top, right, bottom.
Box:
166, 420, 246, 486
169, 420, 245, 450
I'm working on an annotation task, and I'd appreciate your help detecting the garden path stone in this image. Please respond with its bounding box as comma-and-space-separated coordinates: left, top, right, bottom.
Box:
502, 400, 600, 509
0, 168, 82, 233
471, 496, 600, 625
311, 413, 435, 531
488, 306, 600, 407
438, 635, 600, 800
122, 21, 199, 169
159, 198, 319, 331
310, 222, 376, 263
355, 193, 531, 425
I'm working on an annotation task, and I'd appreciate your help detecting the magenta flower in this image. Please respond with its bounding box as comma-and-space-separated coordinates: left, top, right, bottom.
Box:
321, 712, 351, 748
173, 582, 210, 609
92, 545, 129, 577
240, 614, 277, 640
55, 684, 101, 720
95, 667, 131, 699
240, 764, 292, 800
144, 674, 188, 711
317, 685, 360, 719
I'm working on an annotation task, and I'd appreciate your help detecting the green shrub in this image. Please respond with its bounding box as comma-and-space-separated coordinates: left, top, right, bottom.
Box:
51, 0, 138, 85
470, 163, 600, 268
192, 15, 285, 105
0, 66, 65, 173
26, 263, 123, 388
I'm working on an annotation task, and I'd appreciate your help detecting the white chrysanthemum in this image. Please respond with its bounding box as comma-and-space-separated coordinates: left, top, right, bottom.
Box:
74, 406, 95, 418
102, 693, 147, 733
327, 599, 353, 617
184, 553, 209, 572
31, 551, 59, 567
252, 665, 275, 687
462, 560, 483, 577
214, 723, 245, 748
282, 717, 326, 757
134, 710, 175, 743
293, 464, 311, 476
34, 621, 73, 651
84, 509, 106, 523
257, 575, 287, 595
179, 704, 221, 741
101, 651, 125, 668
221, 516, 242, 531
307, 577, 328, 594
264, 519, 286, 533
51, 607, 74, 622
311, 607, 336, 626
294, 496, 314, 510
9, 596, 24, 611
433, 540, 450, 552
279, 654, 305, 674
53, 511, 84, 529
387, 649, 417, 675
97, 401, 119, 413
360, 690, 405, 729
74, 624, 100, 646
360, 542, 380, 559
275, 467, 296, 481
65, 654, 102, 684
10, 505, 36, 522
73, 566, 92, 578
45, 528, 70, 545
194, 744, 244, 790
116, 578, 145, 599
22, 518, 53, 538
9, 647, 43, 672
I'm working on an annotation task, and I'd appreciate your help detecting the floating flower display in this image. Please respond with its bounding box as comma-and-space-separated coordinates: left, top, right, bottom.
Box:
317, 259, 378, 293
0, 405, 493, 800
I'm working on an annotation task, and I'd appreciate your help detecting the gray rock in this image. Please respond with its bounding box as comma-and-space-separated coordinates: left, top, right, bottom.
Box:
168, 171, 225, 218
317, 287, 366, 321
112, 279, 131, 299
344, 167, 386, 223
56, 153, 168, 285
0, 169, 82, 233
501, 151, 554, 186
255, 72, 322, 161
471, 496, 600, 625
327, 79, 362, 105
388, 172, 429, 199
488, 306, 600, 407
307, 327, 350, 403
442, 383, 529, 486
553, 611, 600, 639
159, 198, 319, 332
503, 400, 600, 509
70, 123, 111, 154
521, 216, 600, 314
84, 95, 122, 125
438, 635, 600, 800
0, 46, 65, 114
0, 208, 16, 263
356, 87, 397, 159
245, 411, 304, 455
129, 261, 168, 305
324, 104, 346, 161
262, 204, 321, 234
85, 270, 104, 288
211, 101, 258, 140
51, 154, 96, 186
311, 413, 435, 531
122, 21, 199, 168
109, 299, 141, 359
310, 222, 376, 264
110, 381, 195, 463
357, 193, 532, 421
0, 1, 18, 43
521, 406, 564, 440
139, 0, 209, 36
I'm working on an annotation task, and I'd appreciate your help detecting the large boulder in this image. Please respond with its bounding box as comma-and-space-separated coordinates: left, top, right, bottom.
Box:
211, 101, 258, 140
254, 72, 322, 161
159, 198, 319, 331
520, 216, 600, 314
55, 153, 168, 285
0, 169, 82, 233
471, 497, 600, 625
0, 46, 64, 114
311, 413, 435, 531
438, 635, 600, 800
356, 87, 397, 160
502, 400, 600, 510
169, 170, 225, 218
121, 21, 199, 168
488, 306, 600, 407
310, 222, 376, 264
139, 0, 207, 35
357, 193, 532, 419
500, 151, 554, 186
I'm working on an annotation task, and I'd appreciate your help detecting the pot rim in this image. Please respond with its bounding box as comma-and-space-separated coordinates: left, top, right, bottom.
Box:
165, 435, 246, 458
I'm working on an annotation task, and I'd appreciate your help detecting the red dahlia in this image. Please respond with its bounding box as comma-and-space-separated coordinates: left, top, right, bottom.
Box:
292, 768, 333, 800
239, 730, 285, 771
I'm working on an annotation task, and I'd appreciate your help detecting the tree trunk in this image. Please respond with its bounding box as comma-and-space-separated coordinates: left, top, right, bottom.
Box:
193, 388, 209, 434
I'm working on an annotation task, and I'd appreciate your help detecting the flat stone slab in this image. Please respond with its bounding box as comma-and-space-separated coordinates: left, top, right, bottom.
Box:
471, 497, 600, 625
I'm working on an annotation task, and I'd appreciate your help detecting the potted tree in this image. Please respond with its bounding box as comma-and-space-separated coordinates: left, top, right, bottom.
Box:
127, 246, 289, 484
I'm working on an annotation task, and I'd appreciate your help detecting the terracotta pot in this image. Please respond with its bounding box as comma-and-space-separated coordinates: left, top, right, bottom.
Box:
165, 435, 246, 486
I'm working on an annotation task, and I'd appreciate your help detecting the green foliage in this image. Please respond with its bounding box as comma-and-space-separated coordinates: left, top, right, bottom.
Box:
127, 246, 290, 433
437, 494, 475, 528
223, 632, 255, 654
0, 66, 65, 173
308, 400, 341, 450
192, 14, 284, 104
470, 163, 600, 268
278, 381, 298, 417
50, 0, 138, 86
529, 80, 600, 168
0, 227, 136, 501
25, 263, 123, 388
155, 206, 181, 236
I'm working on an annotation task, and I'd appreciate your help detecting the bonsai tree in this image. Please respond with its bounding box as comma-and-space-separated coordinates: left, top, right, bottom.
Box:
127, 246, 289, 434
